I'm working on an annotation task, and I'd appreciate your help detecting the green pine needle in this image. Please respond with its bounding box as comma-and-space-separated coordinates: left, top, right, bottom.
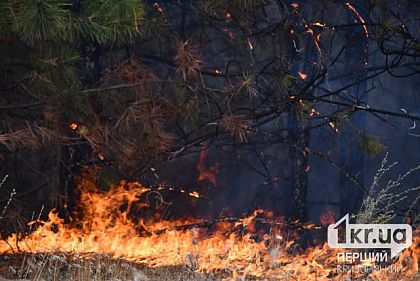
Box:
358, 133, 386, 158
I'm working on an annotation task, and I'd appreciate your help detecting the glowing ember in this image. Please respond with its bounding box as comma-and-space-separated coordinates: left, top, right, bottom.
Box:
345, 3, 368, 38
328, 121, 339, 133
247, 38, 253, 50
69, 123, 78, 130
188, 191, 200, 198
310, 108, 319, 117
153, 3, 164, 14
312, 22, 326, 28
291, 3, 299, 9
298, 71, 307, 80
306, 27, 322, 54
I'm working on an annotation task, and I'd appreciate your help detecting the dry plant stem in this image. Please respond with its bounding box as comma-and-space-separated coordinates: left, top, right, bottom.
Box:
0, 175, 15, 221
355, 153, 420, 224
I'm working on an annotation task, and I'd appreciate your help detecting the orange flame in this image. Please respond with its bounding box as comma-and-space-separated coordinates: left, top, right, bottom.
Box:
319, 205, 335, 226
345, 3, 368, 38
197, 147, 219, 187
298, 71, 308, 80
0, 180, 418, 279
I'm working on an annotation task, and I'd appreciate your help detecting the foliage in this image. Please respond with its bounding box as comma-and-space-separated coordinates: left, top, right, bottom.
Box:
0, 0, 418, 219
0, 0, 144, 134
358, 133, 387, 158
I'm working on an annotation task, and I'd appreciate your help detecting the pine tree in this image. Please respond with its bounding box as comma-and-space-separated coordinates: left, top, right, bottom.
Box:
0, 0, 144, 137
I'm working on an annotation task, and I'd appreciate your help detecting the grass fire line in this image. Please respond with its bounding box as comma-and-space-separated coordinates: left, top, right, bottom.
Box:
0, 181, 418, 280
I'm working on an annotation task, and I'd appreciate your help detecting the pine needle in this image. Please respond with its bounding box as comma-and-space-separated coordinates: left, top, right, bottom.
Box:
358, 133, 386, 158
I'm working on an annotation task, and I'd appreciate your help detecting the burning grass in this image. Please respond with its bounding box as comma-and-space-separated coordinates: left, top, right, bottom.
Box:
0, 180, 418, 280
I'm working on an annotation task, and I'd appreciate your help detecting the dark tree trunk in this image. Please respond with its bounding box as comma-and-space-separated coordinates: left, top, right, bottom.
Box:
290, 117, 310, 221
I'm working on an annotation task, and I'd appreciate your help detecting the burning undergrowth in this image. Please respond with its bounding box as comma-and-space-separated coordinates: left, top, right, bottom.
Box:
0, 179, 418, 280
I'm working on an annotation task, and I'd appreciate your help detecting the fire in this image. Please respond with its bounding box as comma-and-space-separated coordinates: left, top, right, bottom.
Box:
247, 38, 253, 50
188, 191, 200, 198
298, 71, 307, 80
310, 108, 319, 117
312, 22, 326, 28
345, 2, 369, 67
153, 2, 164, 14
319, 205, 335, 226
345, 3, 368, 38
328, 121, 339, 133
197, 146, 219, 187
69, 123, 78, 130
306, 26, 322, 54
0, 180, 418, 280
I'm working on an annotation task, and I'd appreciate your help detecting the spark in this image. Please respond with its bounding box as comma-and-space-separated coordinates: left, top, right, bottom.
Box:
189, 191, 200, 198
310, 108, 319, 117
247, 38, 254, 50
153, 3, 164, 14
312, 22, 326, 28
298, 71, 307, 80
70, 123, 78, 130
328, 121, 339, 133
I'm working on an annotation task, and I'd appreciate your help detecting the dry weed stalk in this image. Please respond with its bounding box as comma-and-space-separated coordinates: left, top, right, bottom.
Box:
3, 253, 208, 281
355, 153, 420, 224
0, 175, 15, 221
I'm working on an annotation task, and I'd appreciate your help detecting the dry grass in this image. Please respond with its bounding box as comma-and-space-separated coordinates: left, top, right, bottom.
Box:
355, 153, 420, 224
0, 254, 219, 281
